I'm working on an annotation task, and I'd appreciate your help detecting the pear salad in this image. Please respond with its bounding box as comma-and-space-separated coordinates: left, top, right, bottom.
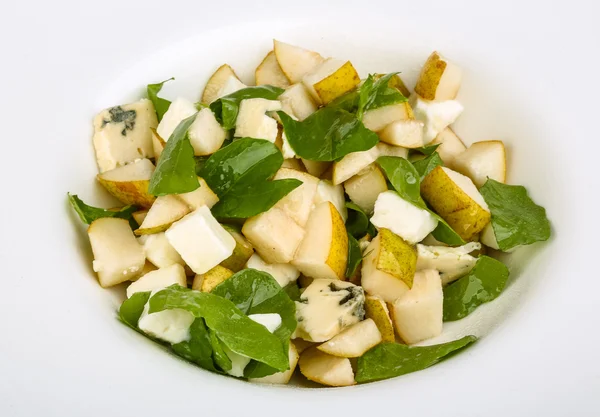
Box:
69, 40, 551, 387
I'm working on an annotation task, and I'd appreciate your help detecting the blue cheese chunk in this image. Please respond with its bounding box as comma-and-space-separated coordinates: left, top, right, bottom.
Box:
295, 279, 365, 342
92, 98, 158, 172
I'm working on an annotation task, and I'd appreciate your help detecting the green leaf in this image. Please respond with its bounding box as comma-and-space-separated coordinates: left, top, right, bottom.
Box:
443, 256, 510, 321
345, 202, 377, 239
412, 152, 444, 180
283, 283, 301, 302
211, 269, 297, 378
68, 193, 138, 228
357, 73, 407, 119
479, 179, 551, 251
279, 108, 379, 162
172, 318, 218, 372
327, 90, 359, 113
148, 285, 289, 372
414, 143, 441, 156
210, 85, 284, 130
355, 336, 477, 383
147, 78, 174, 121
200, 138, 301, 218
377, 156, 466, 246
209, 329, 233, 372
148, 114, 200, 196
118, 291, 151, 328
346, 233, 362, 278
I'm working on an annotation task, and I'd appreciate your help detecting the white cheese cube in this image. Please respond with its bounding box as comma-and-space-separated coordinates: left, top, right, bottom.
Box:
371, 191, 438, 244
165, 206, 235, 274
92, 98, 158, 172
295, 279, 365, 342
314, 180, 347, 221
137, 232, 185, 269
416, 242, 481, 285
126, 264, 187, 298
409, 95, 463, 144
216, 75, 247, 99
248, 313, 282, 333
156, 97, 197, 141
188, 108, 227, 156
138, 301, 195, 344
246, 253, 300, 287
234, 98, 282, 142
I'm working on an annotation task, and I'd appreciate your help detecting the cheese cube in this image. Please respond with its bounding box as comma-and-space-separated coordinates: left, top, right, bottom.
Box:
409, 95, 463, 144
126, 264, 187, 298
138, 302, 195, 344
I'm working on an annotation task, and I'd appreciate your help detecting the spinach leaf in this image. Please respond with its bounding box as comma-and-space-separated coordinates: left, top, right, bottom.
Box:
283, 283, 302, 302
346, 233, 363, 279
199, 138, 301, 219
355, 336, 477, 383
148, 114, 199, 196
412, 152, 444, 180
211, 269, 297, 378
414, 143, 441, 156
278, 109, 379, 161
209, 329, 233, 372
327, 90, 359, 113
377, 156, 466, 246
147, 78, 174, 121
479, 179, 551, 251
172, 318, 218, 372
357, 73, 407, 119
68, 193, 137, 228
443, 256, 510, 321
345, 202, 377, 239
118, 291, 151, 329
148, 285, 289, 372
210, 85, 284, 130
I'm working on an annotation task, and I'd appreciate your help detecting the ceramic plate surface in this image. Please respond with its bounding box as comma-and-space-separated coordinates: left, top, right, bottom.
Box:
1, 1, 599, 416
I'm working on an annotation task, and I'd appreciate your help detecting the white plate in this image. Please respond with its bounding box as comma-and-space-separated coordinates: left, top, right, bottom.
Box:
1, 1, 599, 416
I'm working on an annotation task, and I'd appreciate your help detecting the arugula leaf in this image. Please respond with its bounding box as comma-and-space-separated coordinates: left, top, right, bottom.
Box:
414, 143, 441, 156
412, 152, 444, 180
148, 114, 199, 196
443, 256, 510, 321
149, 285, 289, 372
210, 85, 284, 130
68, 193, 137, 228
327, 90, 359, 113
377, 156, 466, 246
357, 73, 407, 119
200, 138, 301, 219
118, 291, 151, 329
278, 109, 379, 162
283, 283, 301, 302
480, 179, 551, 251
211, 269, 296, 378
172, 318, 218, 372
147, 78, 174, 121
209, 329, 233, 372
355, 336, 477, 383
346, 233, 362, 278
345, 202, 377, 239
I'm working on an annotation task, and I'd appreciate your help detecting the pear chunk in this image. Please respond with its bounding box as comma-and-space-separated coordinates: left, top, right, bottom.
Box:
221, 225, 254, 272
273, 168, 319, 227
332, 146, 380, 185
97, 158, 156, 208
301, 159, 331, 177
250, 342, 299, 385
376, 142, 409, 159
273, 40, 325, 83
364, 296, 395, 342
137, 232, 185, 268
246, 253, 299, 287
302, 59, 360, 105
299, 348, 355, 387
453, 140, 507, 187
362, 102, 414, 132
317, 318, 382, 358
176, 177, 219, 211
201, 64, 241, 104
135, 195, 190, 235
378, 120, 425, 148
314, 180, 347, 221
429, 128, 466, 168
192, 265, 234, 292
414, 51, 463, 101
255, 50, 290, 88
280, 84, 318, 121
344, 164, 388, 214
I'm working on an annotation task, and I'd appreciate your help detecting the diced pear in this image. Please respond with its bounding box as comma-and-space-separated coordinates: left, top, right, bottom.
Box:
221, 225, 255, 272
250, 342, 299, 385
299, 348, 355, 387
132, 210, 148, 226
378, 120, 425, 148
157, 97, 197, 142
151, 128, 166, 159
302, 59, 360, 105
314, 180, 347, 221
88, 218, 145, 287
376, 142, 409, 159
301, 159, 331, 177
188, 108, 227, 156
92, 99, 157, 172
392, 269, 443, 344
414, 51, 463, 101
416, 242, 481, 285
273, 168, 319, 227
255, 50, 291, 88
293, 202, 348, 280
234, 98, 281, 142
176, 177, 219, 210
344, 164, 387, 214
293, 338, 315, 354
429, 127, 466, 168
317, 318, 382, 358
126, 264, 187, 298
246, 253, 299, 287
135, 261, 158, 280
281, 158, 305, 171
280, 84, 318, 121
453, 140, 507, 187
480, 222, 500, 250
361, 229, 416, 303
421, 166, 491, 241
371, 191, 438, 244
364, 296, 395, 343
135, 195, 190, 235
387, 73, 411, 97
410, 95, 463, 144
242, 207, 305, 264
362, 102, 414, 132
273, 40, 325, 84
215, 76, 247, 99
332, 146, 380, 185
97, 158, 156, 208
192, 265, 234, 292
201, 64, 241, 104
166, 206, 236, 274
137, 232, 185, 268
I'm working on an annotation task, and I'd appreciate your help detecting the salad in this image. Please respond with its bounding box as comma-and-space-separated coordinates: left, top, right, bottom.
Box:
69, 40, 551, 387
